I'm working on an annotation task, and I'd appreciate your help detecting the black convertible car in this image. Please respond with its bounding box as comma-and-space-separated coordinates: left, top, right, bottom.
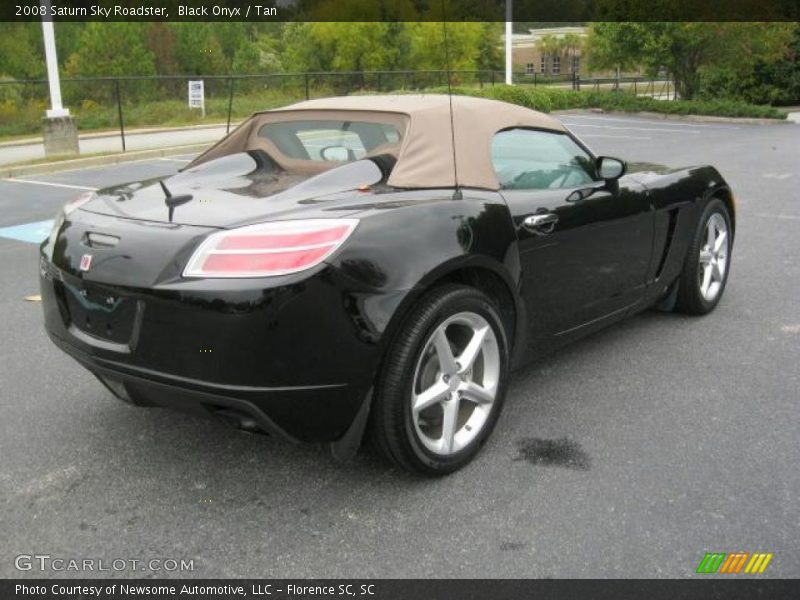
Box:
40, 95, 734, 475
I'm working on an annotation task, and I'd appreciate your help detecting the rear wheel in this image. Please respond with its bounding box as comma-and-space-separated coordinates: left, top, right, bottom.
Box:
675, 198, 733, 315
369, 285, 509, 476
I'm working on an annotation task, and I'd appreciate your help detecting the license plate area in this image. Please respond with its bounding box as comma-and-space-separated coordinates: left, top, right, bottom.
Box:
62, 282, 138, 346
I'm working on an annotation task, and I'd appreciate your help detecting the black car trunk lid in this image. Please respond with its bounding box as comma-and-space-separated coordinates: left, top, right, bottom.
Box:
79, 151, 385, 228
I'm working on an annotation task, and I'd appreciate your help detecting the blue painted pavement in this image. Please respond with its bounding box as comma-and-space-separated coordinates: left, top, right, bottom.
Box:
0, 220, 54, 244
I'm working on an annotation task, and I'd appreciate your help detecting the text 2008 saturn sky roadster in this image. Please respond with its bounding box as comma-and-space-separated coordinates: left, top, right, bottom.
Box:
40, 95, 734, 475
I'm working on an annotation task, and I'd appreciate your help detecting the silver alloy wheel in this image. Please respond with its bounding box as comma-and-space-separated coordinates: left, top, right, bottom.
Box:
411, 311, 500, 456
698, 212, 729, 302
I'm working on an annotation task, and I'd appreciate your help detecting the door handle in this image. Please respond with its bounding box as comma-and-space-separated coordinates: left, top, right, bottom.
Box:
523, 212, 559, 233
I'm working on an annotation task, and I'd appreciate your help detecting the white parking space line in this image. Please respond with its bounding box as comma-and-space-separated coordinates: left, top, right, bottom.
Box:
563, 123, 702, 134
580, 134, 652, 140
755, 213, 800, 221
559, 115, 741, 129
3, 178, 98, 191
1, 154, 201, 179
157, 157, 192, 163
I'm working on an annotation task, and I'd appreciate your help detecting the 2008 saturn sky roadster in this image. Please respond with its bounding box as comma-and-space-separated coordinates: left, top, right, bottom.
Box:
40, 95, 734, 475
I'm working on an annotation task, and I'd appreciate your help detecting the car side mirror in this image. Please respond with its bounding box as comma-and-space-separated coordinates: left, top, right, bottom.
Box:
596, 156, 626, 181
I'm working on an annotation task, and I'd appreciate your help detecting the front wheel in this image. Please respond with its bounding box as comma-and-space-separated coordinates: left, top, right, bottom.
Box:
369, 285, 510, 476
675, 198, 733, 315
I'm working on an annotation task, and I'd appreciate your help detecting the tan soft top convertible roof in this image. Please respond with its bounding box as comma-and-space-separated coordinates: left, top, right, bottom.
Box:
191, 94, 566, 191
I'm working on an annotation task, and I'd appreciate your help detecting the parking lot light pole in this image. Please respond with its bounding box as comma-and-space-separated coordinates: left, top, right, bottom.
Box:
505, 0, 513, 85
42, 21, 66, 118
40, 0, 79, 157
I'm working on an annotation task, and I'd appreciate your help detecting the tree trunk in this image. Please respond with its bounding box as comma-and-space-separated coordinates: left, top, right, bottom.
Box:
674, 69, 700, 100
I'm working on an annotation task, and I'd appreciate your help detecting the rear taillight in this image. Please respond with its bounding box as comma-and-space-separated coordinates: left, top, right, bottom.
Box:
183, 219, 358, 278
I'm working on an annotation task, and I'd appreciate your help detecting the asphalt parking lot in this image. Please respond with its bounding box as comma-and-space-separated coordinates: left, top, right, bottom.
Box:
1, 113, 798, 578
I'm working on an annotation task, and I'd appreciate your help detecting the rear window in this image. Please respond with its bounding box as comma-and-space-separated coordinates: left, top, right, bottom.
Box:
258, 120, 402, 163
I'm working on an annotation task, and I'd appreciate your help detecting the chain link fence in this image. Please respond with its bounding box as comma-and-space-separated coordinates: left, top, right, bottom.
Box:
0, 70, 673, 149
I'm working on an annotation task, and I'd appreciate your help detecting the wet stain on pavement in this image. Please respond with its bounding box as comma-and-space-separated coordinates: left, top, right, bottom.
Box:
499, 541, 527, 552
513, 437, 590, 470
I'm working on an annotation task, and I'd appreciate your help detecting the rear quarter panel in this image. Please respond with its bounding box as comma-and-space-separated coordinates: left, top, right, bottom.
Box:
325, 188, 523, 357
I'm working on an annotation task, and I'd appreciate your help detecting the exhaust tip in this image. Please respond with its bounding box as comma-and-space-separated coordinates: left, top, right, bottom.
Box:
212, 408, 265, 434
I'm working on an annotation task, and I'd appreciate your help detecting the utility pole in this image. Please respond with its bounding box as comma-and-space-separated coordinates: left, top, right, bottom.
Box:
40, 0, 78, 157
505, 0, 513, 85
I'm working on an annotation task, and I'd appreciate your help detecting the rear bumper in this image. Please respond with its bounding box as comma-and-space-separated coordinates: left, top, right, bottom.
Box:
47, 331, 356, 443
39, 257, 387, 443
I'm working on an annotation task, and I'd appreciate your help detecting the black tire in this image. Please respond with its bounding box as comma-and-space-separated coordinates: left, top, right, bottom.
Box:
675, 197, 733, 315
369, 284, 510, 476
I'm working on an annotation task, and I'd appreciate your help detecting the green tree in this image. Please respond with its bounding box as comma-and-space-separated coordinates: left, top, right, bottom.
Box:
64, 23, 157, 102
281, 23, 331, 72
324, 23, 395, 71
253, 31, 284, 73
536, 34, 565, 75
0, 23, 43, 79
145, 23, 179, 76
409, 22, 483, 72
700, 24, 800, 105
232, 41, 262, 75
65, 23, 156, 78
587, 22, 795, 100
283, 23, 402, 73
286, 0, 417, 74
214, 23, 265, 68
476, 23, 503, 72
0, 75, 24, 104
171, 23, 227, 75
750, 24, 800, 104
53, 22, 85, 70
561, 32, 584, 73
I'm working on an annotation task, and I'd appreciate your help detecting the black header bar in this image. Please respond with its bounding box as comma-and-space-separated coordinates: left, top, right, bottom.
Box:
4, 0, 800, 22
4, 579, 800, 600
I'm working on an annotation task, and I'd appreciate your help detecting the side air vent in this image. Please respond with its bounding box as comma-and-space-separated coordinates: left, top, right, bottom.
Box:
654, 208, 679, 280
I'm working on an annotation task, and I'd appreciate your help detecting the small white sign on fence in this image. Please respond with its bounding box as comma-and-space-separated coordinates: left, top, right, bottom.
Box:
188, 80, 205, 117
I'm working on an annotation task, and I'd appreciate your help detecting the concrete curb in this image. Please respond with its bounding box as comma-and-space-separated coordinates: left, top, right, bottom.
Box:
0, 143, 211, 179
552, 108, 792, 125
